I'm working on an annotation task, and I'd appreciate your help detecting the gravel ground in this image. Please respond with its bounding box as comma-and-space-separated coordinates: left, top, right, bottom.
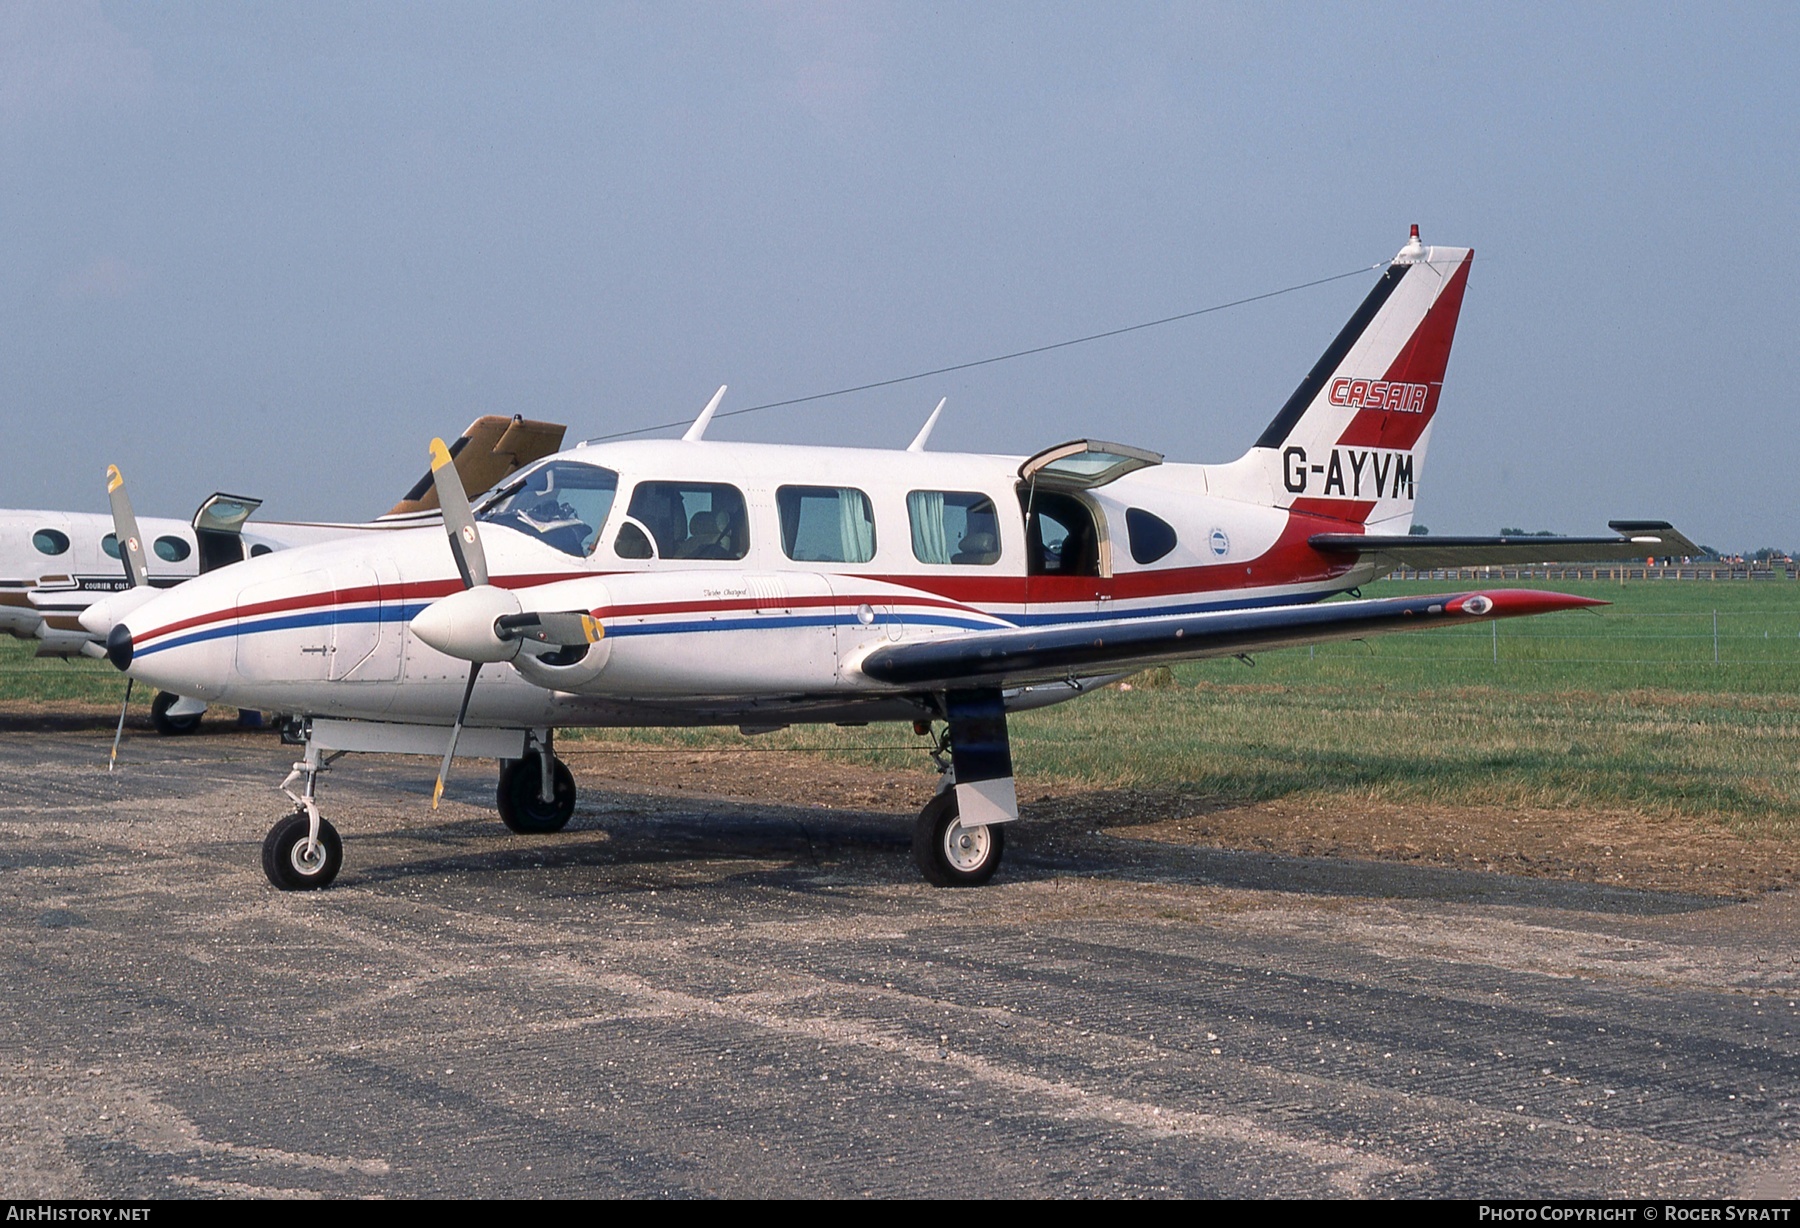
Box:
2, 714, 1798, 1198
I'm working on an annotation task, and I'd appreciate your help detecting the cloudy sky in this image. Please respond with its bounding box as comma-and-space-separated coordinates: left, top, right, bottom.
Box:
2, 2, 1794, 550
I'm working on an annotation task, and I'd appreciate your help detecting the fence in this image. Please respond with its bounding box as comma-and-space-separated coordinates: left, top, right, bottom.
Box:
1390, 565, 1797, 582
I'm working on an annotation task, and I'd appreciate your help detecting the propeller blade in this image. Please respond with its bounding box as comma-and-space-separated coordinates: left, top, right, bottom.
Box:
108, 677, 134, 772
431, 661, 483, 809
494, 610, 603, 648
105, 465, 150, 589
429, 437, 488, 589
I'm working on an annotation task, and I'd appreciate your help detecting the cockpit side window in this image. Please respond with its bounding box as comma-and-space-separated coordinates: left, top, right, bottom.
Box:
623, 482, 749, 561
477, 462, 619, 557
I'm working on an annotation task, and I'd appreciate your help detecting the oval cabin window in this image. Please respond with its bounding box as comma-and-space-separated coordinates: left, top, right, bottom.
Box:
33, 529, 70, 556
1126, 508, 1178, 565
154, 536, 192, 563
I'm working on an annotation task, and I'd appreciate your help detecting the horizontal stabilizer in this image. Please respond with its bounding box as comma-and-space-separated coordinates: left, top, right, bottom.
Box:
1309, 521, 1700, 570
856, 589, 1602, 689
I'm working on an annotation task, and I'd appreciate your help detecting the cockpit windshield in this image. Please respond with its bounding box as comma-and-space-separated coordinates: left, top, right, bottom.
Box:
476, 462, 618, 557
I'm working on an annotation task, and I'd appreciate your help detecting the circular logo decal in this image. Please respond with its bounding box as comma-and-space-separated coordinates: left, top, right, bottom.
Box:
461, 525, 477, 544
1209, 528, 1230, 557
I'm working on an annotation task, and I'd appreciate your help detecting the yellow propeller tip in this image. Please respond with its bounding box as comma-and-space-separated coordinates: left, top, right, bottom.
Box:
429, 438, 453, 471
106, 465, 123, 492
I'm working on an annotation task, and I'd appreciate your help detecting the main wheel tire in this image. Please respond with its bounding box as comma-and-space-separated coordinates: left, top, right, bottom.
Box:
261, 812, 343, 891
150, 690, 202, 736
496, 757, 577, 833
912, 790, 1004, 888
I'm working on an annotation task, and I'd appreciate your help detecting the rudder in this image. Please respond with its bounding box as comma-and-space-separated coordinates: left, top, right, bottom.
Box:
1221, 227, 1472, 532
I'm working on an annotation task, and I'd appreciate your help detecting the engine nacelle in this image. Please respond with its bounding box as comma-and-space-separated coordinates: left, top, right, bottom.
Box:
492, 577, 616, 690
409, 585, 524, 663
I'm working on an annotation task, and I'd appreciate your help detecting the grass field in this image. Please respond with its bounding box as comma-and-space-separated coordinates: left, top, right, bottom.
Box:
7, 578, 1797, 833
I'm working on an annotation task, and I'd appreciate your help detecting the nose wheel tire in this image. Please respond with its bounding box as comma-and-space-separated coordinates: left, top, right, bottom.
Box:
913, 791, 1004, 887
150, 690, 202, 736
262, 812, 342, 891
496, 757, 577, 833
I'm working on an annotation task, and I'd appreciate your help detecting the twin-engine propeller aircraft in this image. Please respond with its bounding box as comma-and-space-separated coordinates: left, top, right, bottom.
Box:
89, 229, 1696, 891
5, 415, 564, 732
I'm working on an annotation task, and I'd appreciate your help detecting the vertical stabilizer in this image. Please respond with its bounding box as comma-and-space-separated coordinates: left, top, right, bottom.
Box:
385, 415, 568, 518
1215, 227, 1472, 532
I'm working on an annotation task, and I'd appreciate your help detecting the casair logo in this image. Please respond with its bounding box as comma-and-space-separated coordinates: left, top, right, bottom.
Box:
1282, 446, 1414, 499
1327, 378, 1431, 414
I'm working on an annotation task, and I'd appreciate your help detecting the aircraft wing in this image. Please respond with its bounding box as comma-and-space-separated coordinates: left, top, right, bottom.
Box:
856, 588, 1599, 689
1308, 520, 1699, 572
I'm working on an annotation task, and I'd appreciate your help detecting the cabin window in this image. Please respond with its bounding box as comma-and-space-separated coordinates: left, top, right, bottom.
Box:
778, 486, 876, 564
908, 491, 1000, 565
478, 462, 619, 557
101, 534, 121, 559
154, 535, 192, 563
1125, 508, 1178, 565
1019, 489, 1101, 576
32, 529, 69, 556
623, 481, 749, 560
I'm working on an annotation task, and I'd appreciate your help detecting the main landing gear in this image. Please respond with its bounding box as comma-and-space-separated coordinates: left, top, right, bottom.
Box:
260, 719, 573, 891
496, 750, 577, 833
150, 690, 203, 735
913, 789, 1005, 887
911, 688, 1018, 888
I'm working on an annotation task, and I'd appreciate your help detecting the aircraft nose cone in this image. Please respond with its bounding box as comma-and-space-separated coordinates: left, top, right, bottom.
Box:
105, 624, 134, 671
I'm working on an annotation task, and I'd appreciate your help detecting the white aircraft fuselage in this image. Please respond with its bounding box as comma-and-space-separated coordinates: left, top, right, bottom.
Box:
108, 436, 1389, 728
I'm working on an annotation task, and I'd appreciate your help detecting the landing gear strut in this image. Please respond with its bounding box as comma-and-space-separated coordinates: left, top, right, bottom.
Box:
913, 688, 1017, 888
257, 719, 572, 889
267, 735, 344, 891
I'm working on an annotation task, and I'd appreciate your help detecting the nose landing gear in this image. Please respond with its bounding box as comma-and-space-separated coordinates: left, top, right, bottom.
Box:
258, 718, 564, 890
262, 811, 343, 890
267, 733, 345, 891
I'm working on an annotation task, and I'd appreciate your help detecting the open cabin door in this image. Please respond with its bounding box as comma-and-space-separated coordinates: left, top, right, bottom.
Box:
1017, 441, 1162, 622
192, 493, 263, 574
